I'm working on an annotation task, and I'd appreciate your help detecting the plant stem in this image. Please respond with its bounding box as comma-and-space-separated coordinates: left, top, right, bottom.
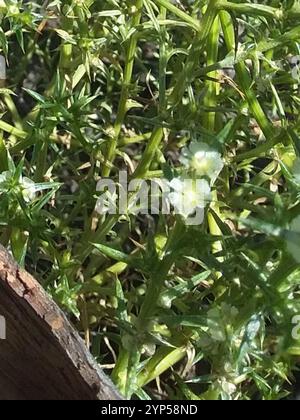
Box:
201, 13, 223, 256
220, 10, 274, 141
170, 0, 220, 105
133, 0, 220, 179
137, 219, 185, 329
154, 0, 201, 32
111, 349, 129, 396
137, 346, 186, 387
0, 120, 27, 139
102, 0, 144, 177
132, 126, 164, 178
159, 5, 167, 115
218, 1, 283, 20
119, 219, 185, 398
203, 14, 219, 132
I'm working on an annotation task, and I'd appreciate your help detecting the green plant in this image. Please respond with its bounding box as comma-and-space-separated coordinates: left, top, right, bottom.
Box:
1, 0, 300, 400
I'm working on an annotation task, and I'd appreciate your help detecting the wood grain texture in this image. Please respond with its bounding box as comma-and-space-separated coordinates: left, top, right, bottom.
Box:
0, 245, 122, 400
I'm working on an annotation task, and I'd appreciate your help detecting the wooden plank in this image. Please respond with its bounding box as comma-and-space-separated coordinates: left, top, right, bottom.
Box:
0, 245, 122, 400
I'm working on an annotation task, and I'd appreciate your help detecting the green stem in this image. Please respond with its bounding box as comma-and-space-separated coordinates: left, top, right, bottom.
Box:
159, 5, 167, 115
111, 349, 129, 396
120, 220, 185, 399
4, 95, 23, 131
132, 127, 164, 179
102, 0, 144, 177
0, 120, 27, 139
218, 1, 283, 20
203, 14, 219, 132
79, 215, 119, 264
220, 10, 274, 141
170, 0, 220, 105
35, 140, 48, 182
137, 219, 185, 329
137, 346, 187, 387
133, 0, 220, 179
59, 15, 73, 72
202, 13, 223, 255
154, 0, 201, 32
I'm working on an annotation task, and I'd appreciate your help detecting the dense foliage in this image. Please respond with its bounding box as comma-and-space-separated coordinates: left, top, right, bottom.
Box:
1, 0, 300, 400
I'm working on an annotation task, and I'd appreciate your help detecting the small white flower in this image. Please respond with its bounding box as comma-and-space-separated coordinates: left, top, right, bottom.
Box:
286, 215, 300, 263
180, 141, 224, 184
0, 170, 36, 202
206, 304, 239, 344
210, 326, 226, 342
221, 303, 239, 319
207, 307, 226, 342
141, 342, 156, 357
95, 190, 118, 215
0, 171, 10, 189
168, 177, 211, 219
21, 177, 36, 202
219, 378, 237, 396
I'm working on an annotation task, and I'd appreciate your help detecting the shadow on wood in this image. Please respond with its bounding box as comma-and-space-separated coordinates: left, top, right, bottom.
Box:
0, 245, 122, 400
